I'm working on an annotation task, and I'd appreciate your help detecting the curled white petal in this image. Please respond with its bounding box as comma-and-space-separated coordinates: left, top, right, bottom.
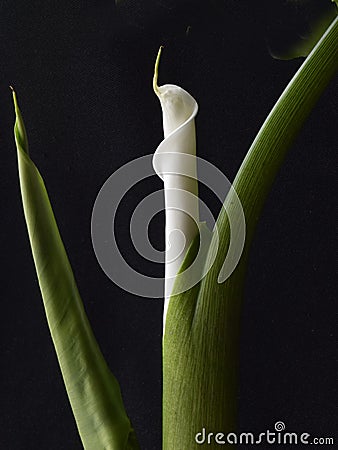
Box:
153, 49, 199, 330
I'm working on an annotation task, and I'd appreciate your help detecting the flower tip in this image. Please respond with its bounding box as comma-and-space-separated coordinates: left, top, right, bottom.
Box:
153, 46, 164, 96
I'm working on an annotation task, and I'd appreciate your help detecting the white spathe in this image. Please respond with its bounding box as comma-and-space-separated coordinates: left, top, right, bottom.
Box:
153, 48, 200, 331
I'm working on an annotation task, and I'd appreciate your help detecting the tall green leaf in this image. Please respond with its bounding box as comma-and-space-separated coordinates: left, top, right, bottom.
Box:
12, 90, 140, 450
163, 16, 338, 449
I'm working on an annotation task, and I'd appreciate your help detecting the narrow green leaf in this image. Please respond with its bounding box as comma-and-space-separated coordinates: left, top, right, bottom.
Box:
163, 16, 338, 449
12, 90, 140, 450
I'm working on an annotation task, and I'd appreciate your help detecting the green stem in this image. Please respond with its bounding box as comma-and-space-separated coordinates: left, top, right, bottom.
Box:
163, 16, 338, 449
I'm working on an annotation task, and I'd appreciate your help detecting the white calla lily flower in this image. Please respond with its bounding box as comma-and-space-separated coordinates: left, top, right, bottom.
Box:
152, 47, 200, 330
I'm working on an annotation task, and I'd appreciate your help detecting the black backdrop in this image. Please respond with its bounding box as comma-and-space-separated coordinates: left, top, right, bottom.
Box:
0, 1, 336, 449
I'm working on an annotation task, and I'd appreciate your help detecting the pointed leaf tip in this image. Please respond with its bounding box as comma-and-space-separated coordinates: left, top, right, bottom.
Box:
12, 89, 29, 155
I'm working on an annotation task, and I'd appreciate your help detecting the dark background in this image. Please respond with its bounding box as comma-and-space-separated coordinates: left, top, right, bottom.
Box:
0, 1, 336, 449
